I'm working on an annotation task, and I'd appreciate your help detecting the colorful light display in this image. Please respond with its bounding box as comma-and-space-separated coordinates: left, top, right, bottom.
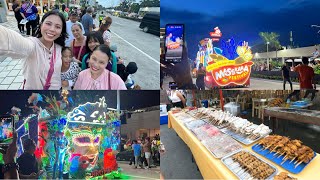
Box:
64, 96, 120, 179
196, 28, 254, 88
14, 92, 121, 179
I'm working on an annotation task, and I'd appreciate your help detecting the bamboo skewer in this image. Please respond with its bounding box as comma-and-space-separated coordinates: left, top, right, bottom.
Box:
289, 157, 297, 163
282, 154, 288, 160
278, 151, 286, 158
295, 161, 303, 168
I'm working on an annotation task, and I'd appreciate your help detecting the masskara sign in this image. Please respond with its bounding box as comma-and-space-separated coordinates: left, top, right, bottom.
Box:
205, 43, 254, 88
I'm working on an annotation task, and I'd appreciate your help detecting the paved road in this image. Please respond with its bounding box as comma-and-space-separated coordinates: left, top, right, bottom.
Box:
108, 14, 160, 89
160, 124, 203, 179
162, 75, 304, 90
234, 78, 301, 90
118, 161, 160, 179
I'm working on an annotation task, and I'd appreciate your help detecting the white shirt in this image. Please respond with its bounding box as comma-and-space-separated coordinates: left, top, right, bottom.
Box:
103, 30, 111, 43
65, 21, 85, 47
170, 91, 181, 103
93, 19, 99, 29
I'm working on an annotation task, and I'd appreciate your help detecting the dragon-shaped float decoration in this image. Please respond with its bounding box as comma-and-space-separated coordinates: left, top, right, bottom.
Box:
18, 90, 122, 179
196, 27, 254, 88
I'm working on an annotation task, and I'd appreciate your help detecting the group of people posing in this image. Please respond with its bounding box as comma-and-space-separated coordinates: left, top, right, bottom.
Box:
0, 6, 138, 90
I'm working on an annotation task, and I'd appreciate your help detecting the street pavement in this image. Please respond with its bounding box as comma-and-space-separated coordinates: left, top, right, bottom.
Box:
160, 124, 203, 179
0, 15, 24, 90
162, 75, 304, 90
0, 12, 159, 90
107, 14, 160, 89
118, 161, 160, 179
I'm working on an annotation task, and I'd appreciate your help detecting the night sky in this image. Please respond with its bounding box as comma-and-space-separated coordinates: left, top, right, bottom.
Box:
161, 0, 320, 59
0, 91, 159, 117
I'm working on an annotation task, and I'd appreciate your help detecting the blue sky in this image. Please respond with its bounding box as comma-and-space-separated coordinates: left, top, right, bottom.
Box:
161, 0, 317, 15
161, 0, 320, 59
97, 0, 140, 8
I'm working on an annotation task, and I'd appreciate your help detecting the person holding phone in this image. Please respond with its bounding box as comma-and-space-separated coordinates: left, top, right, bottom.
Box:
161, 24, 196, 89
161, 46, 196, 89
17, 139, 42, 179
0, 132, 19, 179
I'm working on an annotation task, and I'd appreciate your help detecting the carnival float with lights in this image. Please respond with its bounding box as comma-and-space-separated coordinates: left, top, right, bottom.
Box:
0, 90, 127, 179
195, 27, 254, 88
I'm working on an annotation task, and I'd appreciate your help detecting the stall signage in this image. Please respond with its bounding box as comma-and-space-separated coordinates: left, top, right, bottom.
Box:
207, 60, 253, 86
197, 29, 254, 88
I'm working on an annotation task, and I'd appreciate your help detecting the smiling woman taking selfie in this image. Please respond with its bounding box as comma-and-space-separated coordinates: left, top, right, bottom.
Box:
0, 11, 67, 90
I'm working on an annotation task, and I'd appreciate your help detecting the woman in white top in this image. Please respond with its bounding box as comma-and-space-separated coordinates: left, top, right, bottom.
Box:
0, 11, 67, 90
98, 16, 112, 47
169, 90, 186, 108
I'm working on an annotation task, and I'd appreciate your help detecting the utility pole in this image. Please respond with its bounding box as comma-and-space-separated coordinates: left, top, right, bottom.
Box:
267, 42, 270, 71
311, 25, 320, 34
290, 31, 293, 48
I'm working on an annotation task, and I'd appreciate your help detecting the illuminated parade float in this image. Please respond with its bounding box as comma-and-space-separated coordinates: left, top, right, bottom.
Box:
196, 27, 254, 88
1, 90, 127, 179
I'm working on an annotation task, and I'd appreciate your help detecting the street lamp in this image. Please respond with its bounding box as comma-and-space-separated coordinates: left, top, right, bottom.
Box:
311, 25, 320, 33
267, 41, 270, 71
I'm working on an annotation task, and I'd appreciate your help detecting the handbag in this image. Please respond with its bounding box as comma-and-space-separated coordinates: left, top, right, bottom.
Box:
43, 45, 56, 90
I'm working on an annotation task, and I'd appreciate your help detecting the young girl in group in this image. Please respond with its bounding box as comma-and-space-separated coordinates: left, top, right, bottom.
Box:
81, 31, 104, 70
61, 47, 81, 89
82, 31, 118, 73
74, 45, 126, 90
0, 11, 67, 90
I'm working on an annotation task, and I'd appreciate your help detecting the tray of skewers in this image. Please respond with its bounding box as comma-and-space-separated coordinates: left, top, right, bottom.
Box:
252, 135, 316, 174
221, 150, 278, 180
201, 110, 233, 129
190, 124, 242, 158
201, 133, 243, 159
274, 172, 297, 180
221, 122, 272, 145
185, 108, 213, 119
184, 119, 207, 130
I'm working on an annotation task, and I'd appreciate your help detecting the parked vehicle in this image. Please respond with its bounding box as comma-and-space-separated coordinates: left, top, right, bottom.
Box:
139, 12, 160, 35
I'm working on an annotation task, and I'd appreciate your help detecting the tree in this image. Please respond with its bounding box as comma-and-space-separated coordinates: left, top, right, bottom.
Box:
129, 3, 140, 13
140, 0, 160, 7
259, 32, 282, 70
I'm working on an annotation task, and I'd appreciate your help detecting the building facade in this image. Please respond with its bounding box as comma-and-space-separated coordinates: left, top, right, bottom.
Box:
120, 110, 160, 140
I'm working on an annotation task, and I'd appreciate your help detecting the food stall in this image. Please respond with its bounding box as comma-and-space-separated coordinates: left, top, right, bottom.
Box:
166, 90, 320, 179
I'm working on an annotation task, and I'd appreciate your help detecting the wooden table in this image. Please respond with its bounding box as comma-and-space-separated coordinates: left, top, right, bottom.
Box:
168, 111, 320, 179
264, 107, 320, 132
264, 107, 320, 126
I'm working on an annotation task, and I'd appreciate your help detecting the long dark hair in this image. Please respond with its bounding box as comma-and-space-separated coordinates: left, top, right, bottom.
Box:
35, 11, 68, 47
93, 44, 112, 60
85, 31, 104, 53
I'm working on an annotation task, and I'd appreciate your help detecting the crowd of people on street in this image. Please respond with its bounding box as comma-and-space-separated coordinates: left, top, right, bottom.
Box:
0, 3, 139, 90
121, 135, 161, 170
